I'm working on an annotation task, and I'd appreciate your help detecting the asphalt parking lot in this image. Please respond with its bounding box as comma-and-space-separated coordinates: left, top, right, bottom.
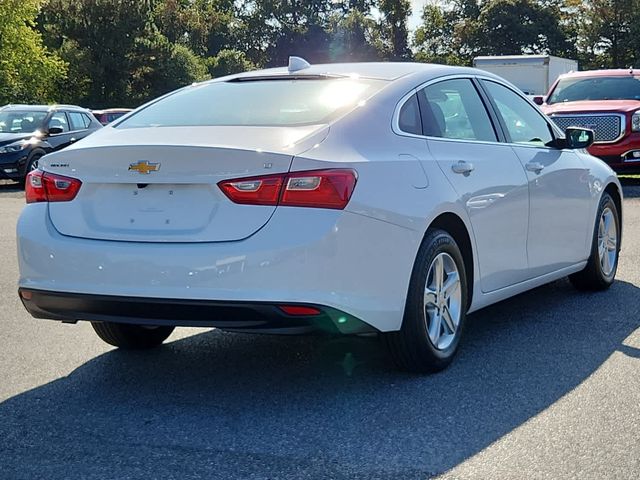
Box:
0, 179, 639, 480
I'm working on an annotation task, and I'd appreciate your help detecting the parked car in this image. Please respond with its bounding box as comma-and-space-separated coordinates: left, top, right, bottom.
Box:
17, 60, 622, 373
91, 108, 133, 125
0, 104, 102, 183
536, 69, 640, 173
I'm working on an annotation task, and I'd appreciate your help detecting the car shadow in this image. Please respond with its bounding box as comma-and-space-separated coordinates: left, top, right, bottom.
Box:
0, 180, 24, 197
1, 278, 638, 479
620, 176, 640, 198
0, 180, 22, 194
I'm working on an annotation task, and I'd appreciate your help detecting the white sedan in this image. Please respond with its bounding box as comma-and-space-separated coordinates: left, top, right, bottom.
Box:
17, 59, 622, 372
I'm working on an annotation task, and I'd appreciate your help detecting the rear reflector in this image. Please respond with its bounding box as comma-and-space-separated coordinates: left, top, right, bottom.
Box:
279, 305, 322, 316
218, 169, 357, 210
26, 170, 82, 204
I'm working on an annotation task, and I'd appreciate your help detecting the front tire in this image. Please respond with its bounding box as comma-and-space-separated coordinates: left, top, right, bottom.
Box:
91, 322, 175, 349
19, 153, 43, 187
569, 192, 620, 291
383, 229, 468, 373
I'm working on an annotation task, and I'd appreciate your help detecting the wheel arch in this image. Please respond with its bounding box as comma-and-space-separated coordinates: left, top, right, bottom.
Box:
22, 148, 47, 173
427, 212, 475, 308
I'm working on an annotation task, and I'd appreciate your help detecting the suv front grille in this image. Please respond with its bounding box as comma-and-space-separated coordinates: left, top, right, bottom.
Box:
550, 115, 624, 143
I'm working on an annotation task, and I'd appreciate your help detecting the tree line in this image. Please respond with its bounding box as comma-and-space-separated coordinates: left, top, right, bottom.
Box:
1, 0, 638, 108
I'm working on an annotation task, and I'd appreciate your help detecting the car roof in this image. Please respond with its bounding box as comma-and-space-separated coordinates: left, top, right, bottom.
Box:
558, 69, 639, 79
0, 104, 90, 112
224, 62, 487, 82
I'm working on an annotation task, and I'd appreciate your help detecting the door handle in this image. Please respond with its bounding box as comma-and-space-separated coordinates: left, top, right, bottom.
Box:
451, 161, 474, 175
526, 161, 544, 173
69, 137, 76, 143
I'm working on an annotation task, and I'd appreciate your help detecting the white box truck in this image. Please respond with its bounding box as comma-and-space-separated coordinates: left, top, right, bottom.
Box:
472, 55, 578, 96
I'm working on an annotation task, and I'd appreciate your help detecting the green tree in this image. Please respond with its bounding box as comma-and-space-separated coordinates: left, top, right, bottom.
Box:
0, 0, 67, 104
154, 0, 238, 57
39, 0, 209, 107
377, 0, 412, 60
237, 0, 335, 67
39, 0, 155, 106
413, 3, 465, 65
577, 0, 640, 68
328, 8, 382, 62
414, 0, 576, 65
207, 48, 255, 78
459, 0, 572, 57
129, 32, 210, 104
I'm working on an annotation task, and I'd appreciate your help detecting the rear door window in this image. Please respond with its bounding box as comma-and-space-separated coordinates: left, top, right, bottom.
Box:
417, 79, 497, 142
68, 112, 90, 131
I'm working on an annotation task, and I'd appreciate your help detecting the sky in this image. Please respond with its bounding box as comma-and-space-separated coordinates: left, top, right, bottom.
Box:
409, 0, 427, 31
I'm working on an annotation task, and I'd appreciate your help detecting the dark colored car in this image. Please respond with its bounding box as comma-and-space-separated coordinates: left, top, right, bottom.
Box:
537, 69, 640, 173
91, 108, 133, 125
0, 104, 102, 183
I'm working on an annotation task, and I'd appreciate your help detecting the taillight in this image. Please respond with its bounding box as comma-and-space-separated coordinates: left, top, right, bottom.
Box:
218, 173, 284, 206
218, 169, 357, 210
25, 170, 82, 204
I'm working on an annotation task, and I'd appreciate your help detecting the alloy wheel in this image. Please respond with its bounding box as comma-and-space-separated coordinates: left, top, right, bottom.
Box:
597, 206, 617, 277
424, 252, 462, 350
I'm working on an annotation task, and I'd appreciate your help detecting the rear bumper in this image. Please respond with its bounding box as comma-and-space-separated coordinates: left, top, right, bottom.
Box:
17, 203, 422, 332
19, 288, 376, 334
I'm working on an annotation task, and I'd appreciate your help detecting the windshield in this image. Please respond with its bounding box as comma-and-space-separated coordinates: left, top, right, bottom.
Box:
0, 111, 47, 134
117, 78, 386, 128
548, 76, 640, 104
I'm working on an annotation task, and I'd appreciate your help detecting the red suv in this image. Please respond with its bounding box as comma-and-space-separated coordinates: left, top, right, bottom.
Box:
537, 69, 640, 173
91, 108, 132, 125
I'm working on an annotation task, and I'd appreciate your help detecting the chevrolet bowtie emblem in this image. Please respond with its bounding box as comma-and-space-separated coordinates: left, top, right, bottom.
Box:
129, 161, 160, 174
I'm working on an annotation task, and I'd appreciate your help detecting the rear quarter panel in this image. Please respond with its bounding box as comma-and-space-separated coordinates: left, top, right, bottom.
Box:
292, 91, 480, 314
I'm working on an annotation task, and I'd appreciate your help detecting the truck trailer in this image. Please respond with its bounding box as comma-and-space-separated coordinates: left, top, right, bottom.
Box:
472, 55, 578, 96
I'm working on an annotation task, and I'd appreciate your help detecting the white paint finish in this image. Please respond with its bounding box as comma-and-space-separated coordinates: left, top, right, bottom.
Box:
510, 146, 593, 276
16, 62, 624, 333
428, 139, 530, 292
61, 124, 330, 156
43, 124, 331, 242
46, 144, 295, 242
18, 203, 420, 332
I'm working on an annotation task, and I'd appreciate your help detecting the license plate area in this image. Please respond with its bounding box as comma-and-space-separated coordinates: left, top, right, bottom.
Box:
88, 183, 217, 234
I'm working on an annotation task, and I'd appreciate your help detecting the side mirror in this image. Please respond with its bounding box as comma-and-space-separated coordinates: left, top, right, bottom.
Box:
532, 96, 545, 106
565, 127, 594, 149
48, 126, 64, 135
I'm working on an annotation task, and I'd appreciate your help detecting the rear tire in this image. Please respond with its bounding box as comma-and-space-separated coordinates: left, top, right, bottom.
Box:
91, 322, 174, 349
383, 229, 468, 373
569, 192, 620, 291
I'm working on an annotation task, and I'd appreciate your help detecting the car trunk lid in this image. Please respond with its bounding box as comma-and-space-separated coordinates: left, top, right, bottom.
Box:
45, 125, 328, 243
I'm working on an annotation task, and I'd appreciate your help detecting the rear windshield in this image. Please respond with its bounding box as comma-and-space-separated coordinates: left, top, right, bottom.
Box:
117, 77, 386, 128
547, 76, 640, 104
0, 111, 48, 133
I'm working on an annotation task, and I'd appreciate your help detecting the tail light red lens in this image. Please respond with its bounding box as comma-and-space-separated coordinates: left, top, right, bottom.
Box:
218, 173, 284, 206
218, 169, 357, 210
25, 170, 82, 204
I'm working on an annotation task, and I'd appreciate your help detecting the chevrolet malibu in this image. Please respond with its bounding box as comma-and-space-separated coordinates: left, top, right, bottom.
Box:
17, 60, 622, 372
